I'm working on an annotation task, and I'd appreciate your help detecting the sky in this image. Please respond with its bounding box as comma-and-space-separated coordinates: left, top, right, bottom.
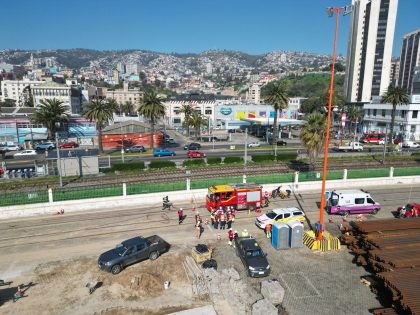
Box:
2, 0, 419, 57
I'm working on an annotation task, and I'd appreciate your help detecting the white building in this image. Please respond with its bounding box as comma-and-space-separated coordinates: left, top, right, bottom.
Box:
105, 82, 143, 107
206, 63, 213, 75
344, 0, 398, 103
0, 79, 44, 105
397, 29, 420, 94
247, 84, 261, 104
125, 63, 140, 75
363, 94, 420, 140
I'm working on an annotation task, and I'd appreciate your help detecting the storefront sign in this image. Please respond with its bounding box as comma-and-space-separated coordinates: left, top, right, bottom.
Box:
220, 107, 232, 115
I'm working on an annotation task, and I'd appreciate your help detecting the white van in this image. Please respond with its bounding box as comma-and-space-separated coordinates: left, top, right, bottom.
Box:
326, 189, 381, 216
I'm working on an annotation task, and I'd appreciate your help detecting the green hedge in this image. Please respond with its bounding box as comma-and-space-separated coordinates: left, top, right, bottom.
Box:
275, 152, 298, 161
112, 161, 145, 171
183, 159, 205, 167
223, 156, 243, 164
251, 154, 275, 162
149, 160, 176, 169
207, 157, 222, 165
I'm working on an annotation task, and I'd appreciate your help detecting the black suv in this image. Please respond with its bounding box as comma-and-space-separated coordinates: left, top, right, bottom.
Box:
184, 142, 201, 150
235, 237, 270, 277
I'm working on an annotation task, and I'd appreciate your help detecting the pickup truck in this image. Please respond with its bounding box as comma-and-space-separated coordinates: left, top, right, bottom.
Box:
235, 236, 270, 278
98, 235, 170, 274
334, 142, 363, 152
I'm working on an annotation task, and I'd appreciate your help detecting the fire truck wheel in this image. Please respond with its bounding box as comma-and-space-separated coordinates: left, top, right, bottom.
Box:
248, 204, 256, 212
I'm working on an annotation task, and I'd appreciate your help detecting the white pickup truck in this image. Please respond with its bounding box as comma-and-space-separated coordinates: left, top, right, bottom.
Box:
335, 142, 364, 152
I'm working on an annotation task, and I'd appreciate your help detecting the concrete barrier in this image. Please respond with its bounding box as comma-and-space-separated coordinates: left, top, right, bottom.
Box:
1, 175, 419, 219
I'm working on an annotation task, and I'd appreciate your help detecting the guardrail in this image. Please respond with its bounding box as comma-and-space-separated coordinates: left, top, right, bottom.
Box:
0, 166, 419, 208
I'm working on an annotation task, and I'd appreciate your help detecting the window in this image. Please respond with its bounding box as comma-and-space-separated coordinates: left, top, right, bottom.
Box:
382, 109, 386, 117
205, 109, 212, 115
283, 213, 290, 218
367, 198, 375, 204
367, 109, 371, 116
373, 109, 377, 116
355, 198, 365, 204
401, 110, 407, 119
293, 211, 303, 216
275, 214, 283, 220
173, 118, 181, 124
412, 111, 418, 119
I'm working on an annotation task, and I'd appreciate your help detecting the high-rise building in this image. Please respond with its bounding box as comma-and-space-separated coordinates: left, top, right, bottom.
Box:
125, 63, 140, 75
389, 59, 400, 87
397, 29, 420, 94
344, 0, 398, 103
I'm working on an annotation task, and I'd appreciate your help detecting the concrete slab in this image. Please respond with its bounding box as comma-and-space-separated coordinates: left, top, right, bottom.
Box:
252, 298, 278, 315
261, 279, 285, 304
168, 305, 217, 315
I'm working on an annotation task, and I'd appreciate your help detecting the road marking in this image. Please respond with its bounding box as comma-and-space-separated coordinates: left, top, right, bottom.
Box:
278, 272, 321, 299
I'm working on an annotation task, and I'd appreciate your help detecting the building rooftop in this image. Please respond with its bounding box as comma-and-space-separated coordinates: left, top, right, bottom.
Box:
167, 93, 235, 102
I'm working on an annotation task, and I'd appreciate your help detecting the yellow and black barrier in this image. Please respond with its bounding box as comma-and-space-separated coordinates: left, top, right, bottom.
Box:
303, 230, 341, 252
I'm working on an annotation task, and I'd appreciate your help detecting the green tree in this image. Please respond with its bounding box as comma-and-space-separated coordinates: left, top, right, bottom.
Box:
262, 81, 289, 145
299, 112, 327, 168
31, 98, 69, 140
346, 105, 364, 135
189, 111, 207, 140
84, 99, 117, 153
138, 89, 166, 151
122, 101, 135, 115
381, 86, 409, 144
0, 99, 17, 107
301, 96, 321, 114
180, 104, 194, 137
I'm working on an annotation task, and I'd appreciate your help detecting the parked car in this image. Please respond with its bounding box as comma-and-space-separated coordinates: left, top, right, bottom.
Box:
125, 145, 146, 153
276, 140, 288, 146
184, 143, 201, 150
153, 149, 176, 157
325, 189, 381, 216
377, 139, 385, 145
255, 207, 305, 229
248, 142, 260, 148
402, 141, 420, 148
334, 142, 364, 152
35, 142, 55, 151
235, 237, 270, 278
98, 235, 170, 275
14, 150, 37, 157
1, 144, 22, 151
187, 150, 206, 158
59, 141, 79, 149
165, 138, 176, 144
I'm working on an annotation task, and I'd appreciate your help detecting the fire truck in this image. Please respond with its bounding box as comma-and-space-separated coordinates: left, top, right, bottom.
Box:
206, 183, 263, 212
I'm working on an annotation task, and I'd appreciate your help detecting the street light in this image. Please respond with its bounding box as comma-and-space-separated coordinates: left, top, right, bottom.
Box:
55, 122, 63, 187
317, 5, 351, 241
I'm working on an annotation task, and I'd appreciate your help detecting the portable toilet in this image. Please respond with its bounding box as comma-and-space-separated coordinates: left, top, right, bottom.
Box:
288, 221, 304, 248
271, 222, 290, 250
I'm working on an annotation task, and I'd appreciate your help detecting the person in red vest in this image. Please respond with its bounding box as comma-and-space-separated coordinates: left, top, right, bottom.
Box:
220, 213, 226, 230
230, 207, 236, 221
228, 228, 234, 246
178, 208, 184, 224
265, 224, 272, 239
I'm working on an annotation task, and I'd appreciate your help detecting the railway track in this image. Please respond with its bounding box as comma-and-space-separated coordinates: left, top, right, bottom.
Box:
1, 158, 419, 192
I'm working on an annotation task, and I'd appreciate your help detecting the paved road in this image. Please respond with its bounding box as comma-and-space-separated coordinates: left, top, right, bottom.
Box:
0, 183, 417, 278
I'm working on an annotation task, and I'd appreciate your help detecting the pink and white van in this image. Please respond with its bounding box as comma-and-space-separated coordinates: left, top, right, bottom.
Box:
326, 189, 381, 216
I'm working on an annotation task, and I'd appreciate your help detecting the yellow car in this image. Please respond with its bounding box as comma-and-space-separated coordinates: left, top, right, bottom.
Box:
255, 207, 305, 229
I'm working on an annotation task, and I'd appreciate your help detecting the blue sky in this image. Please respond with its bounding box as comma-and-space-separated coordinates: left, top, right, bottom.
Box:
2, 0, 419, 56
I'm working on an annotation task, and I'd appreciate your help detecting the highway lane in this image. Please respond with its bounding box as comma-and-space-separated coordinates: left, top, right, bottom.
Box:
0, 183, 418, 277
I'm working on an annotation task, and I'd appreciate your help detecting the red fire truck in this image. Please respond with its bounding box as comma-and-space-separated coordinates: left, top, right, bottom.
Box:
360, 132, 385, 143
206, 183, 263, 212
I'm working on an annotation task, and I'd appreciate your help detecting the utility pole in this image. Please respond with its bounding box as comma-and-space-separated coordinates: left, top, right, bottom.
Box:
244, 128, 248, 166
382, 124, 388, 164
55, 131, 63, 187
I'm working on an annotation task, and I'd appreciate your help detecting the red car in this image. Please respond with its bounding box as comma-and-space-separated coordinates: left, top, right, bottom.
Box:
59, 141, 79, 149
187, 150, 206, 158
397, 203, 420, 217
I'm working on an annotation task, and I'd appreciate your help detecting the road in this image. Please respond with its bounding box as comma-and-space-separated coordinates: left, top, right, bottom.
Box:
0, 183, 417, 278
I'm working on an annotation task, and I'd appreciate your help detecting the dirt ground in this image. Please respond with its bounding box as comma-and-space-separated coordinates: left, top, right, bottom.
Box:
0, 249, 209, 315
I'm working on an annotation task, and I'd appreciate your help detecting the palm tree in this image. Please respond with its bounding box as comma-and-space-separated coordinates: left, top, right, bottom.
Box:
189, 111, 207, 140
122, 101, 135, 116
381, 86, 409, 144
84, 99, 116, 153
346, 105, 364, 137
31, 98, 69, 140
262, 81, 289, 145
180, 104, 194, 137
299, 112, 327, 169
138, 89, 166, 151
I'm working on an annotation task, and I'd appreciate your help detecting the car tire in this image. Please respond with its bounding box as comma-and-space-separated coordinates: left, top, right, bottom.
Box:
149, 251, 159, 260
341, 210, 350, 216
111, 264, 122, 275
372, 208, 378, 215
248, 204, 256, 212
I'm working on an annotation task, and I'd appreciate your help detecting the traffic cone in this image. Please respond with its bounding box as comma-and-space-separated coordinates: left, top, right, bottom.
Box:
205, 218, 209, 225
217, 234, 221, 241
339, 224, 343, 231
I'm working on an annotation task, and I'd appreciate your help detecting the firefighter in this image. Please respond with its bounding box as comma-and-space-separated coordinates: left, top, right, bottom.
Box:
210, 210, 216, 227
228, 228, 234, 246
231, 207, 236, 221
265, 224, 272, 239
227, 212, 233, 230
214, 214, 220, 229
178, 208, 184, 224
220, 213, 226, 230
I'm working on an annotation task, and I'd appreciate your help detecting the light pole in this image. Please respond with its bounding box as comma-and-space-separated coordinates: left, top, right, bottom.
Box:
244, 128, 248, 166
317, 5, 351, 241
55, 123, 63, 187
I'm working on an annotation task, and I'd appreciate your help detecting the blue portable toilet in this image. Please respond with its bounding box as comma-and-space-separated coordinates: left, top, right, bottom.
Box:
288, 221, 304, 248
271, 222, 290, 250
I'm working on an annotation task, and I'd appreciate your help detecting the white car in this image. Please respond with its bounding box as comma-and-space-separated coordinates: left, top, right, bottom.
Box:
248, 142, 260, 148
14, 150, 37, 157
402, 141, 420, 148
378, 140, 385, 145
255, 207, 306, 229
0, 144, 21, 151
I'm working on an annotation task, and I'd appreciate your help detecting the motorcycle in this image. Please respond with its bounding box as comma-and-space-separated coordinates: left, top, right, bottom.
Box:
162, 196, 173, 210
271, 185, 292, 199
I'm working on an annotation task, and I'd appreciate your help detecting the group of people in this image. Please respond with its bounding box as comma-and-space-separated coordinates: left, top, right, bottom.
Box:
209, 206, 236, 230
399, 206, 419, 218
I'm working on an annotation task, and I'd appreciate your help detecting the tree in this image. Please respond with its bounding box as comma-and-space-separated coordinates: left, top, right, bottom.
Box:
381, 86, 409, 144
346, 105, 364, 135
262, 81, 289, 145
31, 98, 69, 140
0, 99, 17, 107
189, 111, 207, 140
301, 97, 321, 114
84, 99, 117, 153
122, 101, 135, 115
180, 104, 194, 137
138, 89, 166, 151
299, 112, 327, 169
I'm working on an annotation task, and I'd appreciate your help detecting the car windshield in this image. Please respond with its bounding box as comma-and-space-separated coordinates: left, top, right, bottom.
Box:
246, 249, 263, 258
265, 211, 277, 219
115, 244, 127, 256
